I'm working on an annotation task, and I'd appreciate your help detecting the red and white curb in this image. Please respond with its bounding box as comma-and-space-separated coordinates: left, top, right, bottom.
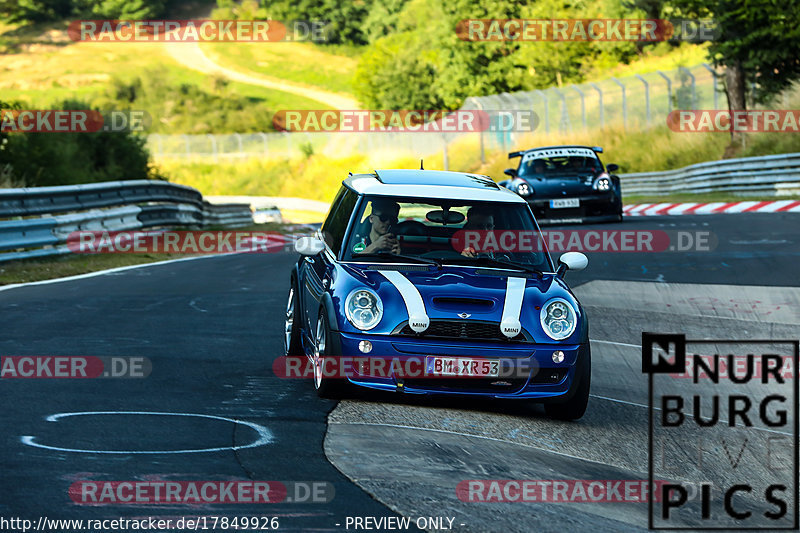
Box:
624, 200, 800, 216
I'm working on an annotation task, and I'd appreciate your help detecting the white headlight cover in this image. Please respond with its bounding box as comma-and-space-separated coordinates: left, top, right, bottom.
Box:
345, 288, 383, 330
593, 176, 611, 191
540, 298, 577, 340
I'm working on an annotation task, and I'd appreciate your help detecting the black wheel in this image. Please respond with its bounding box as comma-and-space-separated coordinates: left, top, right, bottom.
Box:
544, 344, 591, 421
284, 279, 302, 356
312, 312, 347, 399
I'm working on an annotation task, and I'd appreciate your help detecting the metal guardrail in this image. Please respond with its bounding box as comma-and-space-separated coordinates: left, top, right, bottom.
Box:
619, 152, 800, 196
0, 180, 203, 217
0, 181, 256, 263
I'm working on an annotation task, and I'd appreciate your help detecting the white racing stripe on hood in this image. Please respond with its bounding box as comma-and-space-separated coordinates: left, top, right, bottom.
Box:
379, 270, 429, 333
501, 277, 527, 338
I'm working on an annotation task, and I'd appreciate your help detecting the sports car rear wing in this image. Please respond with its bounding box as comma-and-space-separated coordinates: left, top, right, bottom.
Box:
508, 146, 603, 159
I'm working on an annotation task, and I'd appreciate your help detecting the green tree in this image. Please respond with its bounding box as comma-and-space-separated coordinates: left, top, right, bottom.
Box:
670, 0, 800, 141
261, 0, 374, 44
0, 100, 157, 187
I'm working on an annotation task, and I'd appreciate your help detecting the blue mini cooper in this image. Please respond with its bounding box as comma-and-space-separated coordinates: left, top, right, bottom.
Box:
284, 169, 591, 420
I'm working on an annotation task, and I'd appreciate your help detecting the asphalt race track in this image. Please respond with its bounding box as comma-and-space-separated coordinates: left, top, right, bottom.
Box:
1, 212, 799, 532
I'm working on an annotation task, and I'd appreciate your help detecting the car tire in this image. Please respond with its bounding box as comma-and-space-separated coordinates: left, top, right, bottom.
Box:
312, 312, 347, 399
284, 279, 303, 356
544, 344, 591, 421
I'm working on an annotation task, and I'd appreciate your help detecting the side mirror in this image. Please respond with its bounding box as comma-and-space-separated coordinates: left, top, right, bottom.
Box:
556, 252, 588, 277
606, 163, 619, 173
504, 168, 517, 177
294, 236, 326, 256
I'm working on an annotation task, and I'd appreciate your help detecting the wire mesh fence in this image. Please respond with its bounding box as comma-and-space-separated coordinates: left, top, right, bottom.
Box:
145, 63, 752, 166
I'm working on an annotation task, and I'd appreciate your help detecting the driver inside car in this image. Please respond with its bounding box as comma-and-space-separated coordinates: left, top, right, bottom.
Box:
460, 206, 495, 258
353, 200, 401, 254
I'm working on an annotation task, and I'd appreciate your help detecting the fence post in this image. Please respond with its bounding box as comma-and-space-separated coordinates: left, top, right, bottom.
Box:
635, 74, 650, 125
679, 66, 696, 109
590, 83, 603, 128
207, 134, 218, 162
552, 88, 570, 132
657, 71, 672, 114
442, 134, 449, 171
233, 133, 243, 159
465, 97, 486, 164
702, 63, 719, 109
611, 77, 627, 129
284, 131, 292, 158
499, 92, 519, 148
181, 135, 190, 159
570, 85, 587, 129
534, 90, 549, 133
258, 132, 268, 157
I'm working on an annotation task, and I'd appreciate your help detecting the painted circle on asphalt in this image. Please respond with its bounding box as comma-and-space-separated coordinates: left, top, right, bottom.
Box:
20, 411, 273, 454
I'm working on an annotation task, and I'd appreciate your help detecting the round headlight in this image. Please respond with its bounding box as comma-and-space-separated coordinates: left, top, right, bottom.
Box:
345, 288, 383, 330
540, 298, 577, 340
593, 177, 611, 191
517, 182, 531, 196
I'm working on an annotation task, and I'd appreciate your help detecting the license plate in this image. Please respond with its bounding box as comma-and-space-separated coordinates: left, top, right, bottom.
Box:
550, 198, 580, 209
425, 356, 500, 377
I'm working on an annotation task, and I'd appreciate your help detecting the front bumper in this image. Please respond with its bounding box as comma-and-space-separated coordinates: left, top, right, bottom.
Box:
334, 331, 586, 399
526, 193, 621, 224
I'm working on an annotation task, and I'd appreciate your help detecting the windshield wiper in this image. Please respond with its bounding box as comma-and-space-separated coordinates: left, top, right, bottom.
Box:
446, 256, 543, 276
351, 252, 440, 267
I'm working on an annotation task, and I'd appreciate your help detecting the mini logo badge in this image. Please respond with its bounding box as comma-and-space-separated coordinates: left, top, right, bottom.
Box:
458, 313, 471, 319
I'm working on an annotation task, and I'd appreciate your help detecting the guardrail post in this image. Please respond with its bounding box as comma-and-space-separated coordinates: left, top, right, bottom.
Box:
611, 77, 627, 129
590, 83, 603, 128
657, 71, 672, 114
635, 74, 650, 124
702, 63, 719, 109
679, 66, 696, 110
570, 85, 587, 129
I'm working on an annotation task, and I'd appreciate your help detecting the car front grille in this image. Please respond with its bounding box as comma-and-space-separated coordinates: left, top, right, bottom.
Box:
395, 320, 531, 342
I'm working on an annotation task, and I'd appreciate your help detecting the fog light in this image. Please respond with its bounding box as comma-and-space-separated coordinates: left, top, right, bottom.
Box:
552, 350, 565, 363
358, 340, 373, 353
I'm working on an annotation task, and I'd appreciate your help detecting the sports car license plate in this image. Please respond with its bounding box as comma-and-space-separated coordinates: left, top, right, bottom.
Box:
550, 198, 580, 208
425, 356, 500, 377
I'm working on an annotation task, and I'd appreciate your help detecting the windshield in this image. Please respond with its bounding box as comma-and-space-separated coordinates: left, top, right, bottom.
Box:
518, 155, 602, 178
343, 196, 552, 272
